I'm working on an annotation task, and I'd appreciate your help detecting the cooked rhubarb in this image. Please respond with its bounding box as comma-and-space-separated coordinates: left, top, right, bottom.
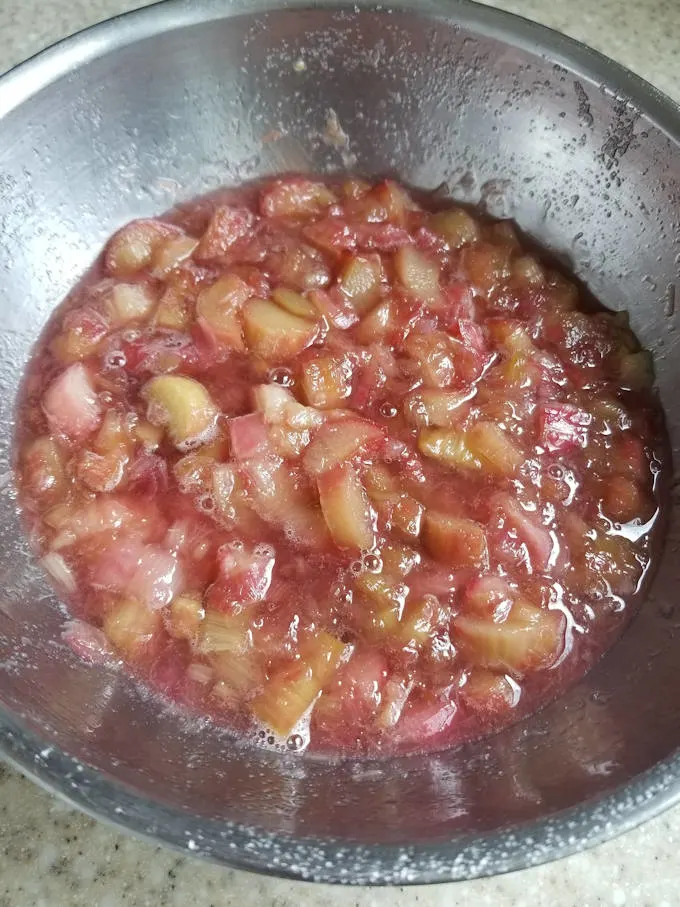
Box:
16, 175, 666, 756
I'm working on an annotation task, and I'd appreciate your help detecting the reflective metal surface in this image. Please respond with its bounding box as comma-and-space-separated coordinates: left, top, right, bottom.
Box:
1, 0, 680, 884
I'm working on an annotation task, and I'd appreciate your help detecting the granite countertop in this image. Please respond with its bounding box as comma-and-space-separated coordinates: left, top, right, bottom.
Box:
1, 0, 679, 904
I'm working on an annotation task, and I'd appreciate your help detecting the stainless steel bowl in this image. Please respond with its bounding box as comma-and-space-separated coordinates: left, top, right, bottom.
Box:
1, 0, 680, 885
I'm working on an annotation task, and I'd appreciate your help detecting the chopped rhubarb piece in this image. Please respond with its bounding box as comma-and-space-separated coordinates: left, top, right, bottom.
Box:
253, 383, 323, 431
398, 596, 440, 648
41, 551, 77, 594
367, 180, 416, 223
142, 375, 218, 450
211, 462, 238, 512
318, 464, 376, 550
266, 241, 331, 292
127, 453, 169, 498
390, 493, 425, 541
49, 497, 149, 550
454, 601, 565, 676
103, 598, 162, 660
457, 318, 487, 354
168, 594, 205, 641
77, 449, 127, 493
337, 254, 382, 313
461, 668, 517, 713
429, 208, 479, 248
406, 564, 458, 601
62, 620, 116, 665
377, 676, 415, 729
391, 696, 457, 746
23, 437, 66, 501
442, 281, 475, 321
380, 542, 421, 578
260, 178, 336, 218
252, 384, 322, 458
341, 177, 371, 200
251, 631, 346, 736
207, 542, 275, 609
355, 299, 394, 345
423, 511, 489, 570
91, 539, 182, 609
211, 650, 263, 696
303, 418, 384, 476
404, 331, 461, 388
355, 573, 408, 634
105, 219, 179, 276
309, 288, 359, 330
107, 283, 155, 325
242, 456, 326, 546
300, 353, 354, 408
314, 649, 388, 739
461, 242, 512, 293
361, 462, 398, 498
43, 363, 101, 442
601, 475, 647, 524
395, 246, 441, 303
196, 274, 251, 350
418, 428, 476, 471
50, 304, 111, 363
228, 413, 270, 460
303, 218, 358, 255
539, 402, 591, 452
404, 389, 471, 429
464, 575, 514, 619
492, 493, 555, 573
194, 206, 255, 261
150, 235, 198, 278
252, 383, 296, 421
355, 223, 411, 251
618, 350, 654, 390
467, 421, 523, 477
271, 287, 318, 320
127, 547, 183, 609
173, 451, 216, 494
512, 255, 544, 286
153, 287, 193, 331
197, 609, 252, 654
242, 298, 319, 361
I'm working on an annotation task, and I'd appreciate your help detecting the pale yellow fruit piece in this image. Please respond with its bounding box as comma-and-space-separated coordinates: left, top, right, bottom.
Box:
242, 298, 318, 361
142, 375, 219, 449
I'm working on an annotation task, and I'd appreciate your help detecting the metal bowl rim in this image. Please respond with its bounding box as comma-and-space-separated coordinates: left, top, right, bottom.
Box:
2, 0, 680, 884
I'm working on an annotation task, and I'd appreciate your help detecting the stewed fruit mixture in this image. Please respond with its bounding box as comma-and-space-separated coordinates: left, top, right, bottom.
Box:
15, 176, 665, 755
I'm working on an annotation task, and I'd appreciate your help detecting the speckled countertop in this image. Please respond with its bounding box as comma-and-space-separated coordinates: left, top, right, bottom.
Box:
1, 1, 679, 904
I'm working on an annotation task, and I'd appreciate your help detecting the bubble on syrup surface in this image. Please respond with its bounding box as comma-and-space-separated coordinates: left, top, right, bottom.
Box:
268, 367, 294, 386
197, 494, 215, 513
379, 401, 398, 418
287, 733, 304, 751
362, 552, 382, 572
331, 582, 353, 604
254, 542, 275, 558
103, 349, 126, 370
